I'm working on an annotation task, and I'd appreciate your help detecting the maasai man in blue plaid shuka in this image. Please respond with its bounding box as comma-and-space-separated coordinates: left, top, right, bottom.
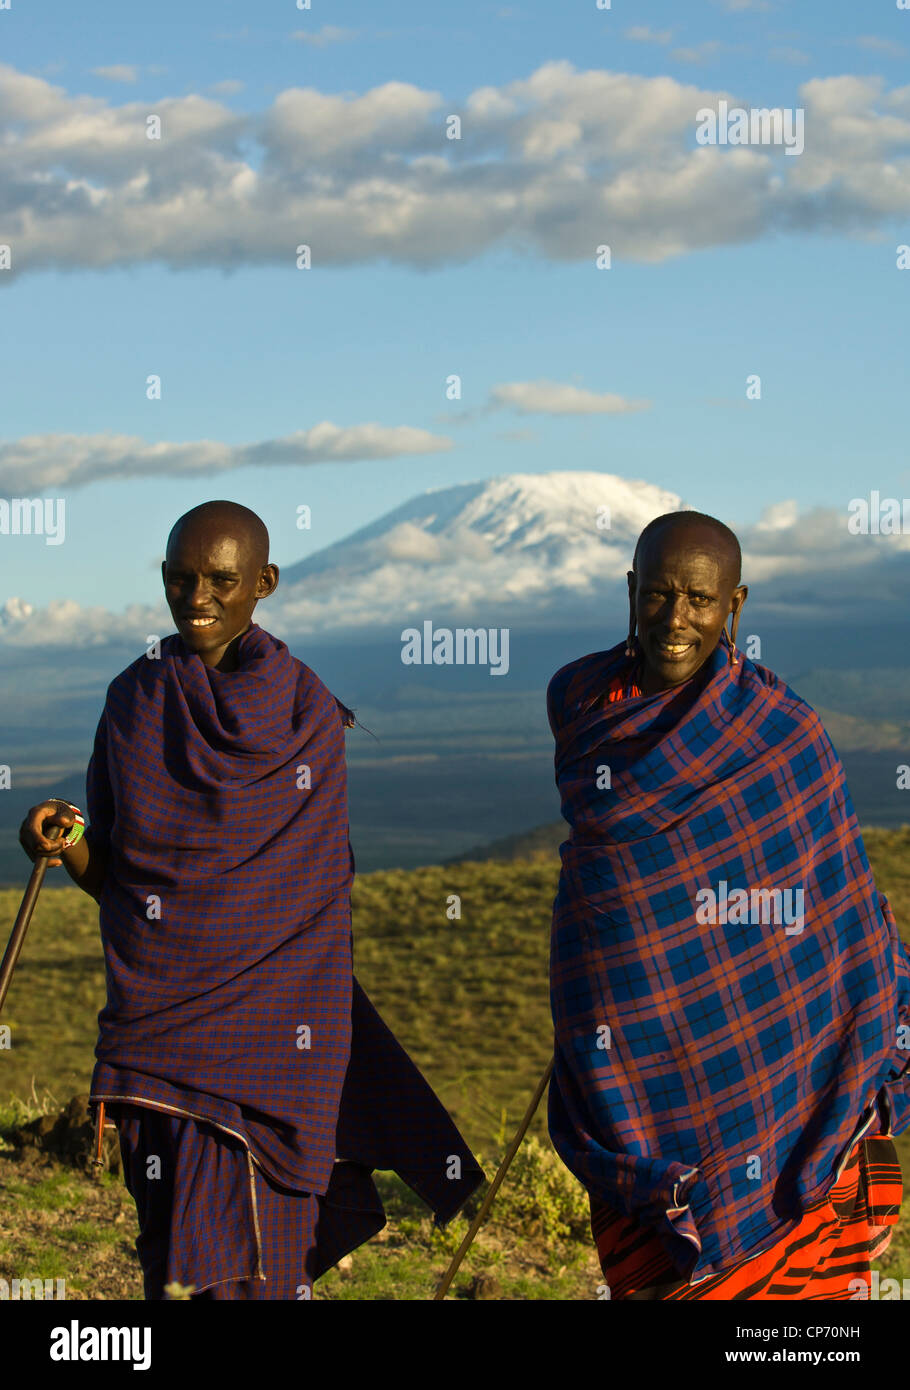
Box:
66, 501, 481, 1299
548, 511, 910, 1295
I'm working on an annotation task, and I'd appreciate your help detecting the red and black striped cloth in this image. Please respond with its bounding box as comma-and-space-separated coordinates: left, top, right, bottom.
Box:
591, 1133, 902, 1299
85, 623, 482, 1296
547, 640, 910, 1292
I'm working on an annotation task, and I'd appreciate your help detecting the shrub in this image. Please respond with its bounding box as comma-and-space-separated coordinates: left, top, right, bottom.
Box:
486, 1137, 590, 1245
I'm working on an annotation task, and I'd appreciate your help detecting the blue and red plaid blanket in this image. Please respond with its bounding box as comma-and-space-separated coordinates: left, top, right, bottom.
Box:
547, 640, 910, 1280
86, 623, 481, 1224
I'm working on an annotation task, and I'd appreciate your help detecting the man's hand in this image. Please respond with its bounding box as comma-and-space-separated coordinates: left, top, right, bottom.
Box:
19, 801, 74, 869
19, 802, 109, 902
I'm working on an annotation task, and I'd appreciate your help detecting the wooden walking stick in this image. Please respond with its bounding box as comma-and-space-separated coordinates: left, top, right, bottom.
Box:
0, 823, 63, 1015
91, 1100, 108, 1180
433, 1054, 555, 1300
0, 818, 113, 1176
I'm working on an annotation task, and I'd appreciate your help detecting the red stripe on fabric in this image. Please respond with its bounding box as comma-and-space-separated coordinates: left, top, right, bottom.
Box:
591, 1136, 902, 1300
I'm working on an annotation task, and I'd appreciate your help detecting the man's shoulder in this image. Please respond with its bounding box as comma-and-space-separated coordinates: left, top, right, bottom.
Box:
282, 647, 332, 697
277, 643, 348, 726
741, 657, 830, 741
548, 648, 620, 703
743, 656, 815, 712
103, 636, 180, 701
546, 647, 625, 736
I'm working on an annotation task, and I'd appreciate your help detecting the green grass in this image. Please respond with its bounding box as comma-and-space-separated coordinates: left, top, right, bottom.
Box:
1, 1238, 70, 1282
65, 1222, 126, 1247
0, 854, 564, 1150
1, 825, 909, 1298
1, 1171, 80, 1209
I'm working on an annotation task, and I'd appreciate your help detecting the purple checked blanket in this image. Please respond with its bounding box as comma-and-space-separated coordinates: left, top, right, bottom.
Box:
85, 622, 482, 1224
547, 639, 910, 1281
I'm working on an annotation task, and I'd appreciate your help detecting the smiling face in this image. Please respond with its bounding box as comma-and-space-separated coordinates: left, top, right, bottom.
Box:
628, 520, 747, 696
161, 508, 278, 670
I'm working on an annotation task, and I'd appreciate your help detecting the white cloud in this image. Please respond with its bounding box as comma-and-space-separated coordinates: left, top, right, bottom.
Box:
489, 381, 651, 414
753, 499, 799, 531
3, 472, 906, 648
854, 36, 906, 58
0, 59, 910, 274
92, 65, 138, 84
770, 47, 810, 66
497, 428, 537, 443
672, 41, 732, 65
292, 26, 357, 47
0, 596, 163, 647
0, 423, 452, 491
625, 26, 673, 45
210, 79, 245, 95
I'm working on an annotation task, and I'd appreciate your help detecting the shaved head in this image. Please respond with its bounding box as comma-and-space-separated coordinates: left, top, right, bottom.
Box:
633, 511, 741, 587
627, 510, 747, 696
167, 500, 270, 568
162, 501, 278, 671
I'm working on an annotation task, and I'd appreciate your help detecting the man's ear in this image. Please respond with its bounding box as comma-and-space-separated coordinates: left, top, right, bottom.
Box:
729, 585, 748, 647
625, 572, 638, 644
257, 563, 279, 598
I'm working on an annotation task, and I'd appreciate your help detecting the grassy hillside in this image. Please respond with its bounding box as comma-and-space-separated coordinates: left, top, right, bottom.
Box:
1, 825, 909, 1299
449, 820, 567, 864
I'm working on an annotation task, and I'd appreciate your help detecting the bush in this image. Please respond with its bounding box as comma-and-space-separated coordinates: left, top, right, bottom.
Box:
486, 1137, 590, 1245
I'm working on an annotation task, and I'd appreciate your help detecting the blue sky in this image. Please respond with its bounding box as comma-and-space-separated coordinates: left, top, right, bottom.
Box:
2, 0, 910, 618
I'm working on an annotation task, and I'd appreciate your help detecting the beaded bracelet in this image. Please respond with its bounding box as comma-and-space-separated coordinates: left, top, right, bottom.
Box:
49, 798, 86, 850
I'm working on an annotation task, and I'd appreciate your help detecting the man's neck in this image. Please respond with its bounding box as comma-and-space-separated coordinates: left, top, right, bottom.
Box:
637, 652, 714, 698
203, 625, 251, 672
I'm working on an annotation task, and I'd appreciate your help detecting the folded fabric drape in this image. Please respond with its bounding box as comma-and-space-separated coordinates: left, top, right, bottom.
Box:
85, 622, 481, 1287
547, 639, 910, 1281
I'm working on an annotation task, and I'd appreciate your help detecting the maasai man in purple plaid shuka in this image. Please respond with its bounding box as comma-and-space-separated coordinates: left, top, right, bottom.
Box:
548, 511, 910, 1295
27, 501, 482, 1299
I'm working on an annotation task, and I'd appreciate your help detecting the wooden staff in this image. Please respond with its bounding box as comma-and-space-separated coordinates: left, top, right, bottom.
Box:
0, 823, 63, 1015
0, 821, 113, 1174
433, 1055, 555, 1300
91, 1100, 108, 1179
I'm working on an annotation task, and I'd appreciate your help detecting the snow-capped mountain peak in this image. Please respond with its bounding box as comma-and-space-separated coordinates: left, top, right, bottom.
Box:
277, 470, 684, 630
